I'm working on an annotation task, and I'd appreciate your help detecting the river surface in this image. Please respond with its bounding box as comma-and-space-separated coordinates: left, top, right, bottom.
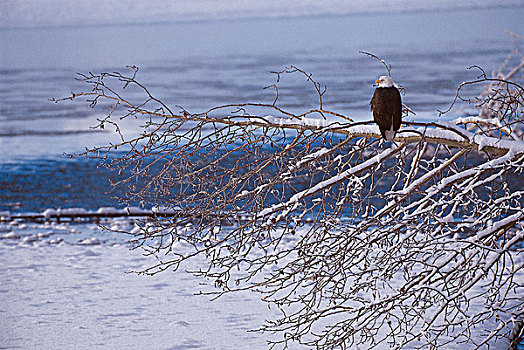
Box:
1, 7, 523, 213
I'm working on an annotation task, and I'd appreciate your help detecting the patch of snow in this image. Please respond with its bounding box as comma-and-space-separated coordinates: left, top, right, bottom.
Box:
37, 231, 53, 238
43, 208, 58, 218
124, 206, 148, 215
78, 237, 101, 245
59, 207, 88, 216
130, 225, 142, 235
96, 207, 121, 214
152, 205, 180, 214
297, 147, 330, 166
1, 231, 21, 239
22, 235, 38, 243
440, 213, 454, 223
48, 237, 64, 245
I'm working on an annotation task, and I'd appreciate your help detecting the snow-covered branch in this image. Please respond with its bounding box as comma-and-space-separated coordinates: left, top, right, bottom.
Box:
55, 44, 524, 349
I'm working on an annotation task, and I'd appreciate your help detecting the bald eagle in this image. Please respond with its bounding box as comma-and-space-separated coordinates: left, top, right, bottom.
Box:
370, 76, 402, 141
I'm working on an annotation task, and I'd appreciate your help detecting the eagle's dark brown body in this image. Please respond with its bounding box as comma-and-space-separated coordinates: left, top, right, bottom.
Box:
370, 86, 402, 141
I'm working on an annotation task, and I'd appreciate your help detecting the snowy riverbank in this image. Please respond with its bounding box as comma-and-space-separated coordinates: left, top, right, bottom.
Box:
1, 217, 522, 349
0, 220, 289, 349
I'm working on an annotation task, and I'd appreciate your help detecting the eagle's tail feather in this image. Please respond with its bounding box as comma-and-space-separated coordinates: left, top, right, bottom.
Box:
384, 125, 396, 141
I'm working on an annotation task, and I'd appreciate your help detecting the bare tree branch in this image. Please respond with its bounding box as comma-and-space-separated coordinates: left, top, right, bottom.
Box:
54, 42, 524, 349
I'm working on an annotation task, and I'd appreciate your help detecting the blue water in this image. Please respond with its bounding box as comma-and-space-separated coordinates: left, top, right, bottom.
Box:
0, 7, 523, 213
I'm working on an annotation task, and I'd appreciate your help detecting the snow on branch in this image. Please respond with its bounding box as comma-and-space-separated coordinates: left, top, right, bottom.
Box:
54, 41, 524, 349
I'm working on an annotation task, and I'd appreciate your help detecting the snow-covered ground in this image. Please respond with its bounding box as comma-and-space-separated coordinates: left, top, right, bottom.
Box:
0, 220, 290, 349
1, 216, 522, 349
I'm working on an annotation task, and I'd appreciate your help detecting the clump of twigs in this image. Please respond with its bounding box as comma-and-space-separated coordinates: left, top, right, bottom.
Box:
439, 32, 524, 141
54, 42, 524, 349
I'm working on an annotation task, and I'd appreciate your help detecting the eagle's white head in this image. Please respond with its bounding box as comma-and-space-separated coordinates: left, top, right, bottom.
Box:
374, 75, 395, 88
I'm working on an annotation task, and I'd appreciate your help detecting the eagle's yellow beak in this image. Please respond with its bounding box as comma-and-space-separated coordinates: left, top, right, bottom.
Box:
375, 79, 381, 84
